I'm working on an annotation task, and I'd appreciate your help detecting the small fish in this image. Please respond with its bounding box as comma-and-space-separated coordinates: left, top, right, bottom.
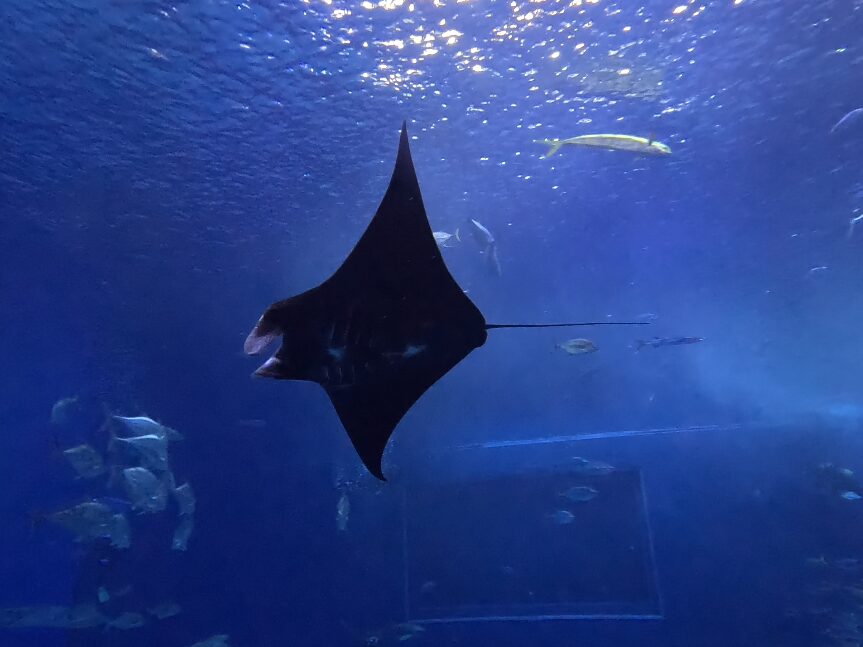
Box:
336, 492, 350, 532
65, 603, 113, 629
50, 396, 80, 426
559, 485, 599, 502
48, 501, 113, 534
806, 265, 828, 276
556, 338, 598, 355
571, 457, 616, 476
548, 509, 575, 525
535, 134, 671, 158
172, 514, 194, 551
173, 482, 196, 516
113, 415, 183, 442
122, 467, 169, 514
815, 462, 861, 496
635, 336, 704, 351
94, 583, 133, 605
393, 623, 425, 640
830, 107, 863, 134
367, 622, 425, 645
0, 604, 109, 629
108, 611, 146, 630
146, 47, 169, 61
635, 312, 659, 323
63, 444, 106, 479
419, 580, 437, 595
833, 557, 860, 572
847, 213, 863, 239
148, 602, 182, 620
433, 229, 460, 248
190, 634, 230, 647
47, 501, 130, 549
112, 434, 169, 472
805, 555, 829, 568
466, 218, 502, 276
840, 490, 862, 501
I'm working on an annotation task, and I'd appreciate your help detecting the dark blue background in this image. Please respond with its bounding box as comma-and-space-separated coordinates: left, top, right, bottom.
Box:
2, 0, 863, 644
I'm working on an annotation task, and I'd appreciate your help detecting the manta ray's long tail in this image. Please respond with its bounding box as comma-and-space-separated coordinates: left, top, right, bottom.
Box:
486, 322, 649, 330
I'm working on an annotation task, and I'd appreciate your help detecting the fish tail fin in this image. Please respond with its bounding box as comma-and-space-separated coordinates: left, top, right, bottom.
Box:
454, 227, 461, 242
536, 139, 563, 158
635, 340, 645, 352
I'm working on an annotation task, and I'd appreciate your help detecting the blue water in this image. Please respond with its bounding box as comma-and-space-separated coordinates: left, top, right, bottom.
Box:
2, 0, 863, 645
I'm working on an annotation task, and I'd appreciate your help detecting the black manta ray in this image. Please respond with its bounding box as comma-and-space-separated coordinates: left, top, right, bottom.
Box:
245, 123, 641, 480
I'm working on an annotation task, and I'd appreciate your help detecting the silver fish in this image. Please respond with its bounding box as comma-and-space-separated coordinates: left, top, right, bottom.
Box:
148, 602, 182, 620
834, 558, 860, 572
571, 457, 616, 476
122, 467, 169, 514
113, 434, 169, 472
172, 514, 194, 551
61, 603, 110, 629
560, 485, 599, 502
108, 611, 146, 630
549, 509, 575, 525
847, 212, 863, 239
50, 396, 80, 426
466, 218, 502, 276
113, 415, 184, 441
173, 482, 196, 516
394, 622, 425, 640
48, 501, 130, 549
336, 492, 350, 532
556, 338, 598, 355
433, 229, 460, 247
366, 622, 425, 645
0, 604, 108, 629
63, 444, 106, 479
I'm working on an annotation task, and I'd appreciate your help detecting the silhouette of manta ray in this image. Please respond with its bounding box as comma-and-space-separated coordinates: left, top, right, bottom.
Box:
244, 122, 643, 480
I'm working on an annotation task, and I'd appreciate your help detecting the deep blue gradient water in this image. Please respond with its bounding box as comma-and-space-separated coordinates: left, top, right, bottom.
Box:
2, 0, 863, 645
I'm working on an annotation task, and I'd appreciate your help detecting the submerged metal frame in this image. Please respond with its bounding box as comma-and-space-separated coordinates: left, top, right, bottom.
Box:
399, 440, 667, 625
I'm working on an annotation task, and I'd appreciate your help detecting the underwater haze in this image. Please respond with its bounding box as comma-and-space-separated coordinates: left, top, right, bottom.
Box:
2, 0, 863, 645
